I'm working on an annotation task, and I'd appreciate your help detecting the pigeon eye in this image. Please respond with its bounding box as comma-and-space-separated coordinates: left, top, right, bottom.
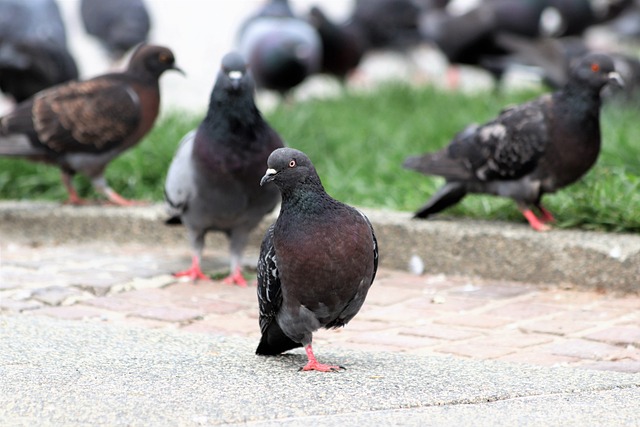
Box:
591, 63, 600, 72
288, 160, 296, 168
159, 53, 171, 63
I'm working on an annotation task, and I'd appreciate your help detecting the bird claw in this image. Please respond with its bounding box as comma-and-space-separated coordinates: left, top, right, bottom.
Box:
222, 269, 248, 287
173, 268, 211, 282
299, 361, 345, 372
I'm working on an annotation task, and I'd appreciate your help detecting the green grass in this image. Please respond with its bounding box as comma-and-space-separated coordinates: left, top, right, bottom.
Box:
1, 83, 639, 232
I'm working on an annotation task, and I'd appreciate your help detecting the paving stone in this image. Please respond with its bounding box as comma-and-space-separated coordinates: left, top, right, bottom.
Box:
0, 298, 43, 312
447, 282, 535, 299
398, 325, 481, 341
128, 306, 205, 324
497, 351, 581, 367
543, 339, 627, 360
584, 326, 640, 346
579, 361, 640, 374
81, 295, 147, 313
407, 296, 488, 312
483, 301, 562, 319
520, 319, 598, 336
434, 342, 517, 359
469, 332, 555, 349
181, 314, 261, 337
434, 313, 514, 329
364, 285, 424, 306
31, 286, 84, 306
29, 305, 107, 320
343, 331, 439, 350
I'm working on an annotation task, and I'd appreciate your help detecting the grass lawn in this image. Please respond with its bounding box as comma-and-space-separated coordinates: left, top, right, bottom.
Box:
1, 83, 639, 232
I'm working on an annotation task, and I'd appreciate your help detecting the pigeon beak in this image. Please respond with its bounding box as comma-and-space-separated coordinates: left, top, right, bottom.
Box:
228, 70, 243, 89
260, 168, 277, 186
172, 65, 186, 76
608, 71, 624, 87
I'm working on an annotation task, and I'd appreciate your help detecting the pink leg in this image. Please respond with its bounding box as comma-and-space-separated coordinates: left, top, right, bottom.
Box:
300, 344, 343, 372
174, 255, 210, 282
103, 188, 148, 207
61, 173, 89, 205
222, 266, 248, 287
521, 209, 551, 232
446, 65, 461, 89
537, 205, 556, 223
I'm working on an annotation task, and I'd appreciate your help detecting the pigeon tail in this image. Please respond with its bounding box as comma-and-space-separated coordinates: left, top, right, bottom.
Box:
256, 321, 302, 356
414, 182, 467, 218
403, 151, 471, 180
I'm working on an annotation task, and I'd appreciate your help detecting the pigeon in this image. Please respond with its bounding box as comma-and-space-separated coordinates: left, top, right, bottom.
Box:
419, 0, 550, 86
80, 0, 151, 62
308, 5, 369, 82
403, 53, 622, 231
256, 147, 378, 372
164, 52, 284, 286
0, 44, 182, 205
0, 0, 78, 102
350, 0, 423, 51
237, 0, 322, 96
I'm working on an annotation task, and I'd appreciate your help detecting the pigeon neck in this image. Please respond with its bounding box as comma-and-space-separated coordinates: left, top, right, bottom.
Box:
278, 175, 330, 215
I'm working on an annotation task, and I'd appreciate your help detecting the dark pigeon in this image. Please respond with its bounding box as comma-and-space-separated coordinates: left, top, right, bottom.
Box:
256, 147, 378, 371
543, 0, 633, 37
350, 0, 423, 51
0, 44, 181, 205
237, 0, 322, 96
80, 0, 151, 61
0, 0, 78, 102
419, 0, 550, 86
403, 53, 622, 231
164, 52, 284, 286
308, 5, 369, 82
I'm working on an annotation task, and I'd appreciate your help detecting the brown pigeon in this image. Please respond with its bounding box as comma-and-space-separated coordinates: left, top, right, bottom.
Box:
256, 147, 378, 372
0, 44, 182, 205
404, 53, 622, 231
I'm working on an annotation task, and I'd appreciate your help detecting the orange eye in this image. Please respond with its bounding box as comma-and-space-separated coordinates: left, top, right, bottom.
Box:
159, 53, 171, 63
591, 63, 600, 72
289, 160, 296, 168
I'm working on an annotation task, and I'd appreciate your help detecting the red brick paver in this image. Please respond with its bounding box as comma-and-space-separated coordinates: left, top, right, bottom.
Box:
1, 241, 639, 373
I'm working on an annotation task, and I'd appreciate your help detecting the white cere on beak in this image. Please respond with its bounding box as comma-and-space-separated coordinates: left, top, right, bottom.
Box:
228, 70, 243, 80
265, 168, 277, 176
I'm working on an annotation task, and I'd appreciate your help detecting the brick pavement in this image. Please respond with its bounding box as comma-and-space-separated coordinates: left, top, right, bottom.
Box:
1, 241, 639, 373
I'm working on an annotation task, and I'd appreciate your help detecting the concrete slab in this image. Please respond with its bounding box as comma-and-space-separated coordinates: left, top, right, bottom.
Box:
1, 201, 638, 293
1, 315, 638, 426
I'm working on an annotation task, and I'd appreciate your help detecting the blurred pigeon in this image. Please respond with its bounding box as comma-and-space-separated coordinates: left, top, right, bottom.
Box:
0, 0, 78, 102
164, 52, 284, 286
495, 33, 640, 100
256, 147, 378, 371
80, 0, 151, 61
237, 0, 322, 96
308, 5, 369, 82
0, 44, 181, 205
351, 0, 423, 51
420, 0, 550, 85
544, 0, 633, 37
404, 53, 622, 231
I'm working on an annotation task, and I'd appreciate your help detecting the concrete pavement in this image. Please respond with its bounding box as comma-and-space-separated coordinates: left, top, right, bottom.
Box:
1, 201, 640, 425
1, 315, 639, 426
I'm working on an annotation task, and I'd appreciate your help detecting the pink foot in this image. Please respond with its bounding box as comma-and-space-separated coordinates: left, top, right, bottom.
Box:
104, 189, 148, 207
521, 209, 551, 232
222, 267, 248, 287
300, 344, 343, 372
174, 256, 210, 282
537, 205, 556, 223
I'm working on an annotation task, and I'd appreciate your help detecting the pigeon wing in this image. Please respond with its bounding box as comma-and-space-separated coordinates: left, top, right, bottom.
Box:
31, 77, 140, 153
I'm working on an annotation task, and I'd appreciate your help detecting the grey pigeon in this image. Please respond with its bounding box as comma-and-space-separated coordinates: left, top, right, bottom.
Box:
237, 0, 322, 96
0, 0, 78, 102
404, 53, 622, 231
256, 147, 378, 371
164, 52, 284, 286
0, 44, 181, 205
80, 0, 151, 61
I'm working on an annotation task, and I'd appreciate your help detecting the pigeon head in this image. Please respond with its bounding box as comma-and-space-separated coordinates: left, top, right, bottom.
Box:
128, 44, 183, 78
217, 51, 254, 92
570, 53, 623, 90
260, 147, 323, 191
